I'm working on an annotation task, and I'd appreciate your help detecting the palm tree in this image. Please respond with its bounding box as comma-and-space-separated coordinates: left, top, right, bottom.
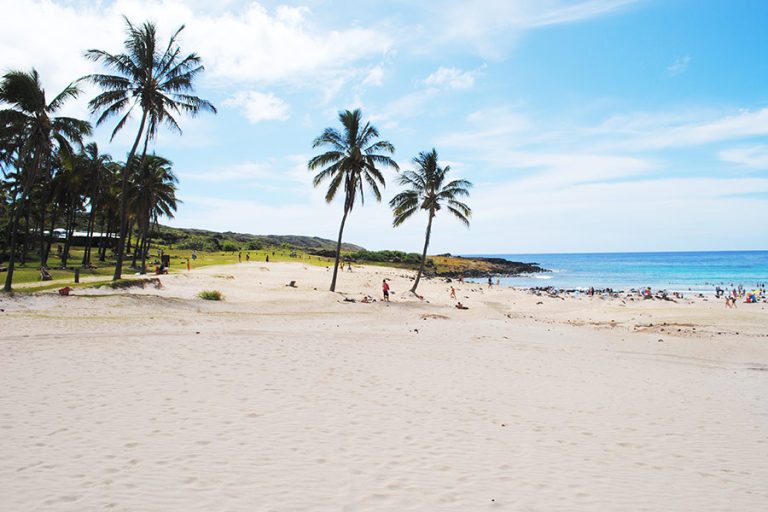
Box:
0, 69, 91, 291
308, 109, 398, 291
128, 154, 178, 271
76, 143, 112, 266
390, 148, 472, 294
82, 16, 216, 280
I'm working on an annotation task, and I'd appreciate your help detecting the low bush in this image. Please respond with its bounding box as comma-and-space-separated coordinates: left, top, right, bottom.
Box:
198, 289, 223, 301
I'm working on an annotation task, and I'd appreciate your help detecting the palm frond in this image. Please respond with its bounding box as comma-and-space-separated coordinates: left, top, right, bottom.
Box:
324, 171, 345, 203
446, 205, 471, 226
392, 206, 418, 227
308, 151, 343, 171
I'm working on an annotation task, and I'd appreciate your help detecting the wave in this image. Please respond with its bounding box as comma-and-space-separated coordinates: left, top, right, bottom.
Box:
534, 275, 553, 280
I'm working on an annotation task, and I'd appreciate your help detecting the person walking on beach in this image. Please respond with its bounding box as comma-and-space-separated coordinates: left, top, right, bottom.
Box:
488, 277, 493, 288
382, 279, 390, 301
450, 286, 456, 299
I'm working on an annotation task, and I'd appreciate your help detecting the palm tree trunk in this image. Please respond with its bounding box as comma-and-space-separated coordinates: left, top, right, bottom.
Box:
329, 207, 350, 292
139, 225, 148, 273
131, 223, 141, 268
4, 152, 42, 292
411, 212, 434, 293
126, 222, 133, 254
61, 209, 75, 268
82, 201, 97, 266
99, 215, 111, 262
41, 207, 59, 267
38, 205, 47, 261
113, 110, 148, 281
141, 219, 155, 273
20, 200, 31, 265
3, 199, 24, 292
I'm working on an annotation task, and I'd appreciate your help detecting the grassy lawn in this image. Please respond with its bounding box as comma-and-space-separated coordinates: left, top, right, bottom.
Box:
3, 245, 338, 292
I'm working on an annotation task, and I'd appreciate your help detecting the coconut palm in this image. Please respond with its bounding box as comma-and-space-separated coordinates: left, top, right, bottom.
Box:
75, 143, 112, 266
308, 109, 398, 291
128, 154, 178, 271
390, 148, 472, 294
82, 16, 216, 280
0, 69, 91, 291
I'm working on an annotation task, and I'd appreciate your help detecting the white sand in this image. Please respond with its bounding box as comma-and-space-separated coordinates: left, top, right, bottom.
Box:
1, 262, 767, 511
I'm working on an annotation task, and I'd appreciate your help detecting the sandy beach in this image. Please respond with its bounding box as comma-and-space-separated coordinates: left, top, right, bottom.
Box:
1, 261, 767, 511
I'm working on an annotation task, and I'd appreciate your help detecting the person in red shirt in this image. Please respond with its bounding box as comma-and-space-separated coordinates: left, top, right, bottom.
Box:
382, 279, 390, 301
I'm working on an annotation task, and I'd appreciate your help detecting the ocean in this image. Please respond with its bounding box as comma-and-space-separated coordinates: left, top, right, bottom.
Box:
466, 251, 768, 293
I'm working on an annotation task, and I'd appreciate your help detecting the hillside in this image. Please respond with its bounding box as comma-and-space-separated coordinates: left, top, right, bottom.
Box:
154, 225, 363, 252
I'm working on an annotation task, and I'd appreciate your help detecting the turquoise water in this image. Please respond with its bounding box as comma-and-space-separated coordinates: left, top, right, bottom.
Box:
467, 251, 768, 293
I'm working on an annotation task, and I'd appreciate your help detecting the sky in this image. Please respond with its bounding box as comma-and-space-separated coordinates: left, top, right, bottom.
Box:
2, 0, 767, 254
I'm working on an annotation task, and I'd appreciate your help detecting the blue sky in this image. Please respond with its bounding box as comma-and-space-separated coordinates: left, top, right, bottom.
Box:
2, 0, 767, 253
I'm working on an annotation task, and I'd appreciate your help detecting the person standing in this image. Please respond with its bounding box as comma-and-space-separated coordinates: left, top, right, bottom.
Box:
382, 279, 390, 301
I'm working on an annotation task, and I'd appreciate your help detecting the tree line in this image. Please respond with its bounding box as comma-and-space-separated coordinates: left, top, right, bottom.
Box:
0, 17, 215, 291
1, 16, 473, 295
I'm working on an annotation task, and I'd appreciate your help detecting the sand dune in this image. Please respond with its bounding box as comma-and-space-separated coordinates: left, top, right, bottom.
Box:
1, 262, 767, 511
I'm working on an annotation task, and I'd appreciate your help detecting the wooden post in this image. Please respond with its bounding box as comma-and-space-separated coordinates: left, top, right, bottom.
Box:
74, 268, 80, 283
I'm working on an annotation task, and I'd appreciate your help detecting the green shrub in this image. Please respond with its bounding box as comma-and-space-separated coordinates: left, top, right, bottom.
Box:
348, 249, 426, 265
221, 242, 240, 252
198, 290, 223, 301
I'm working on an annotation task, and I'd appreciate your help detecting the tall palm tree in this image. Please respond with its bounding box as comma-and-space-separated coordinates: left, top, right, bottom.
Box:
390, 148, 472, 294
82, 16, 216, 280
308, 109, 398, 292
0, 69, 91, 291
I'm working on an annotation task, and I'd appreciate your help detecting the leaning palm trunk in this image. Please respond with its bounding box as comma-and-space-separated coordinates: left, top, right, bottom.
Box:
329, 207, 350, 292
113, 111, 148, 280
411, 212, 434, 293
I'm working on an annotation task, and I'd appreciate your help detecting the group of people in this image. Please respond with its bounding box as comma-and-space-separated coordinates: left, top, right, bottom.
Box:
379, 278, 468, 309
717, 284, 765, 308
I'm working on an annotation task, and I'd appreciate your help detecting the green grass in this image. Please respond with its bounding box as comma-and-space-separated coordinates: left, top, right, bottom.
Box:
198, 289, 223, 301
2, 245, 338, 292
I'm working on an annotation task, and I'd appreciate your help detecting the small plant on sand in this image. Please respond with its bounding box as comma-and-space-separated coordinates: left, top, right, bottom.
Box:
198, 290, 223, 301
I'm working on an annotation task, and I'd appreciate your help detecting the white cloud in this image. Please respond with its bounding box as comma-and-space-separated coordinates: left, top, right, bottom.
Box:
0, 1, 392, 93
602, 107, 768, 151
464, 176, 768, 253
424, 67, 476, 89
183, 161, 275, 182
427, 0, 638, 56
719, 145, 768, 171
667, 55, 691, 77
223, 91, 291, 123
363, 65, 385, 87
180, 155, 310, 189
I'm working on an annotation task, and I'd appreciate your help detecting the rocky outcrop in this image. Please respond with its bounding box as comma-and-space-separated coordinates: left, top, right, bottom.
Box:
435, 257, 548, 278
